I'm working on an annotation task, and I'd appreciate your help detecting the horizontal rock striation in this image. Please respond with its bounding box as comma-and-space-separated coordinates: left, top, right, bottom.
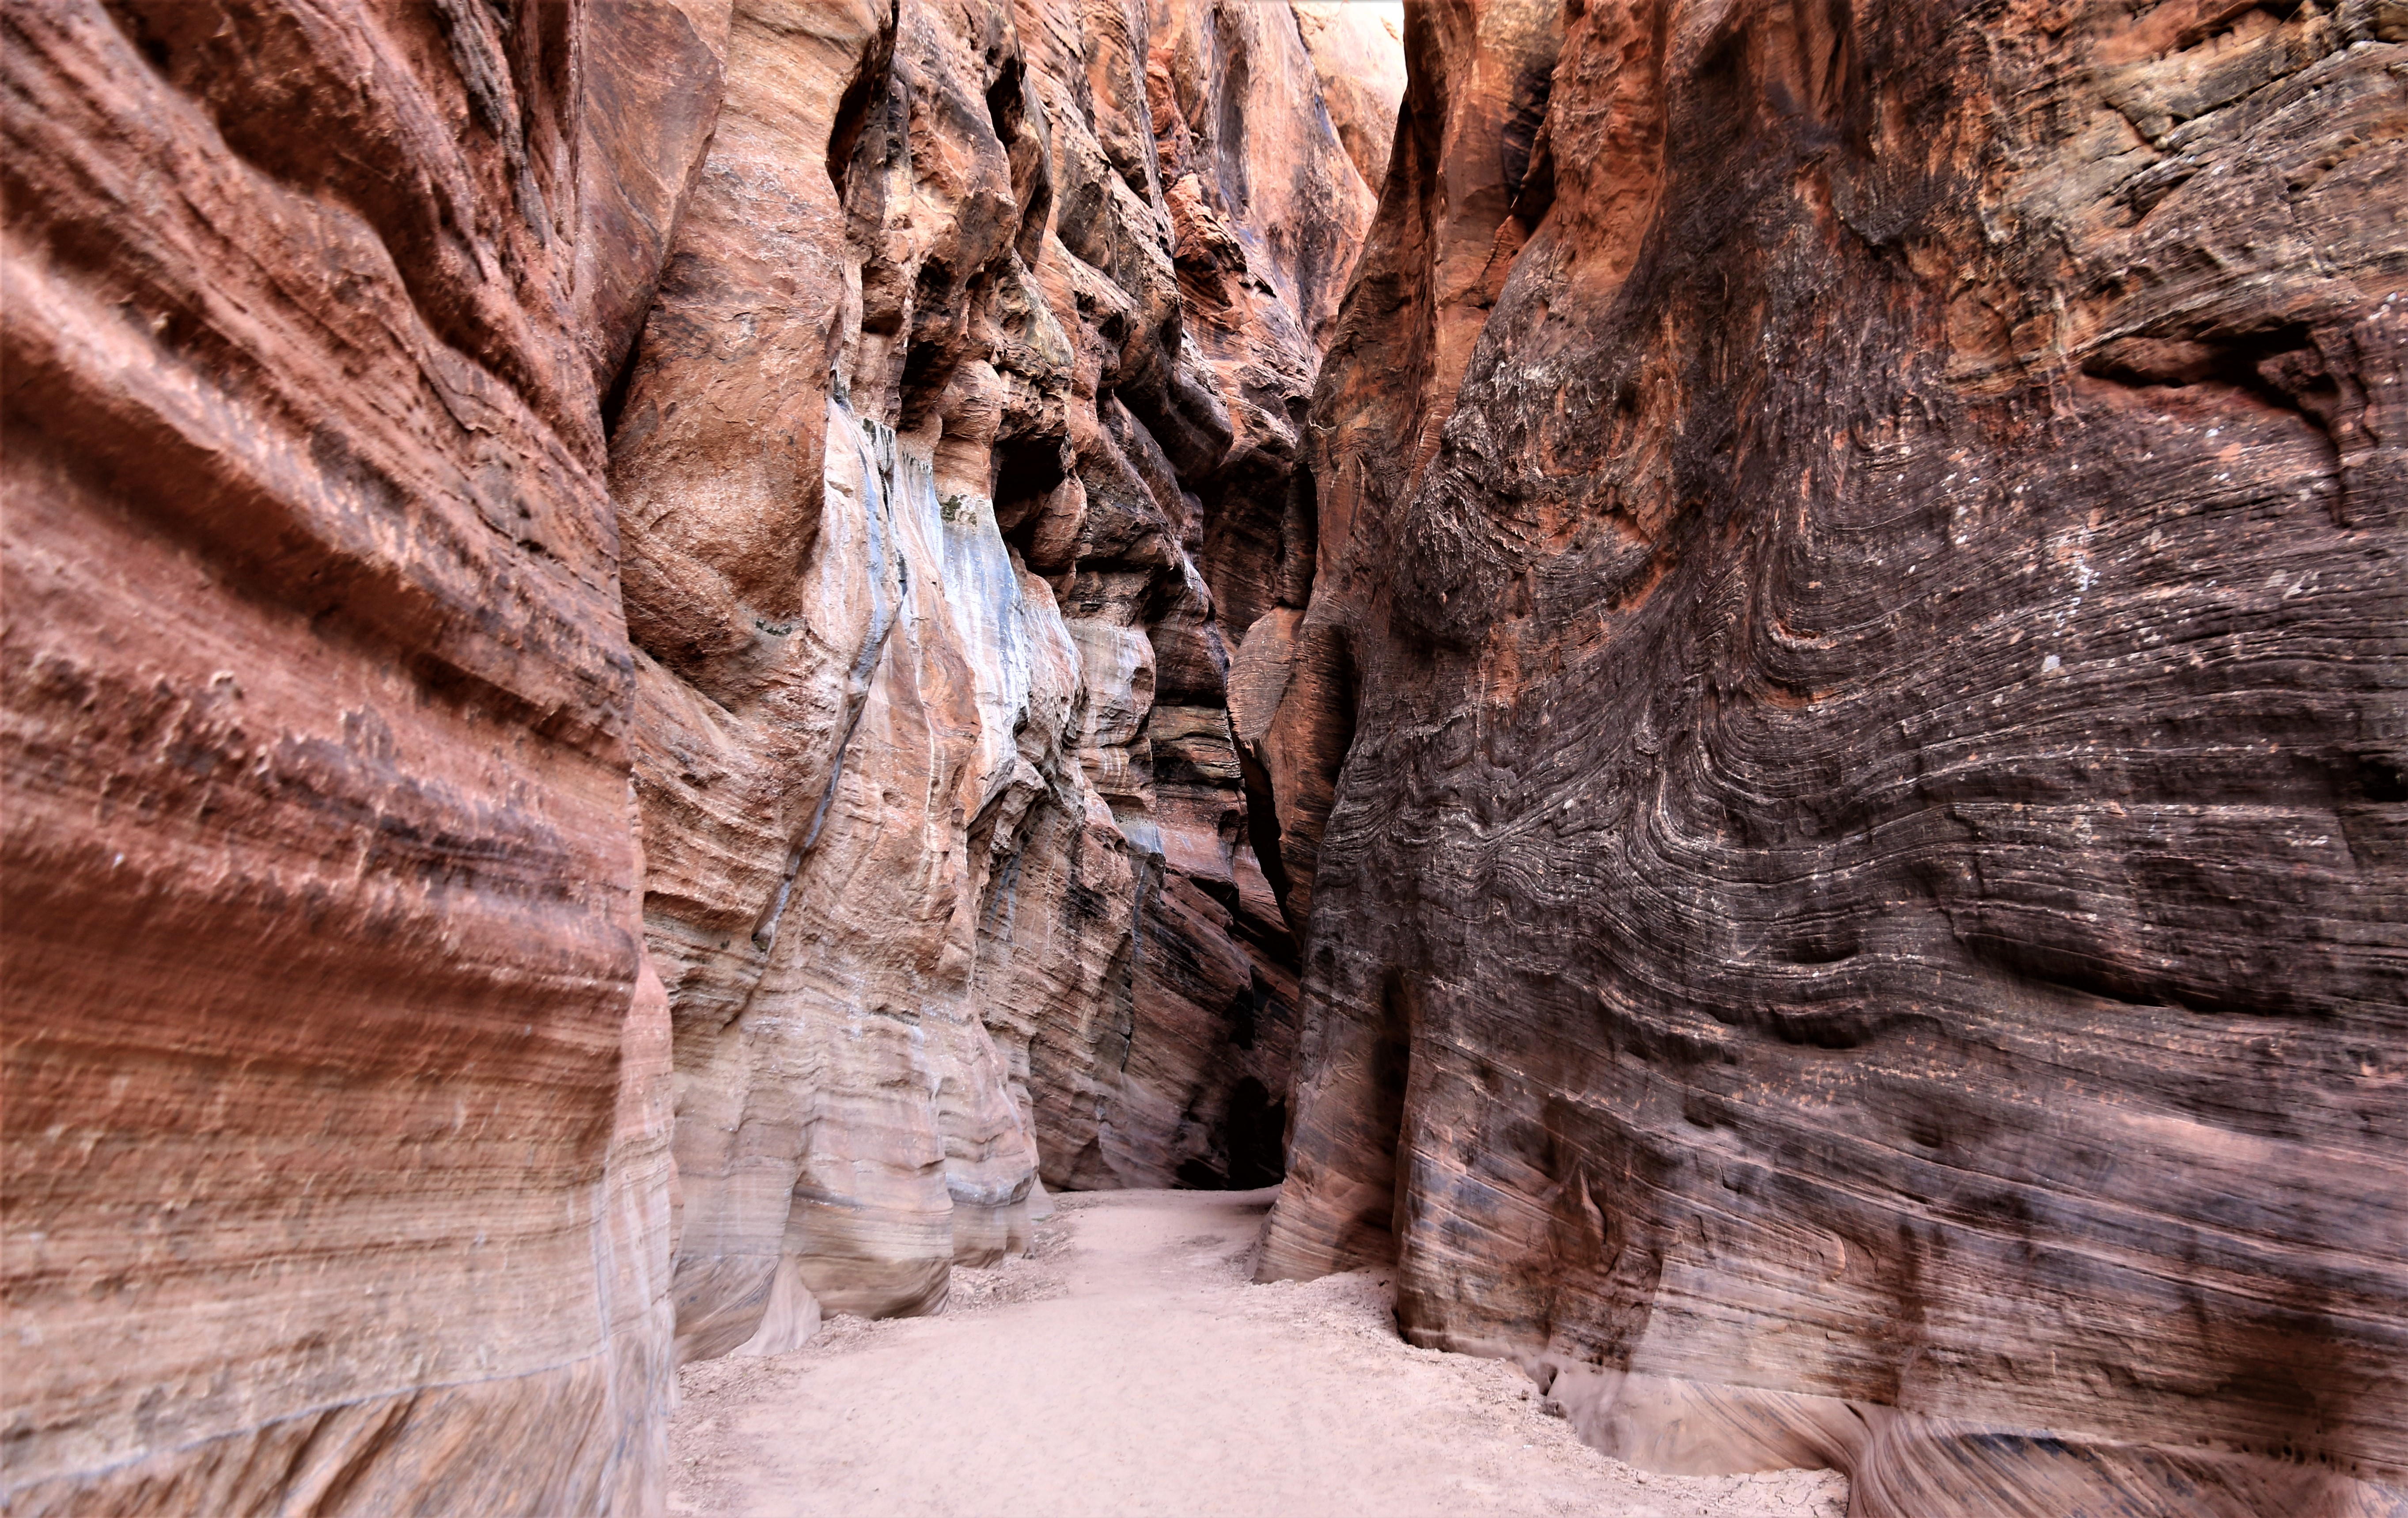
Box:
1, 1, 699, 1509
1266, 1, 2407, 1514
3, 0, 1390, 1509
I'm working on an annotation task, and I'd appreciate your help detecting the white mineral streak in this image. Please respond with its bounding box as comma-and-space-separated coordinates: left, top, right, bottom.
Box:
668, 397, 1139, 1355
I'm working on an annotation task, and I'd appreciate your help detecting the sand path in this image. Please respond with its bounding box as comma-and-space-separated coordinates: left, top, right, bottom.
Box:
667, 1188, 1848, 1518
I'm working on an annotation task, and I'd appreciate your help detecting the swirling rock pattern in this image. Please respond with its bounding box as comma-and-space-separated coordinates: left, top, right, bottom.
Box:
1266, 1, 2408, 1514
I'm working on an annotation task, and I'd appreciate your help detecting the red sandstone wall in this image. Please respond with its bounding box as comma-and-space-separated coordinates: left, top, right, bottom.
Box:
1265, 3, 2408, 1514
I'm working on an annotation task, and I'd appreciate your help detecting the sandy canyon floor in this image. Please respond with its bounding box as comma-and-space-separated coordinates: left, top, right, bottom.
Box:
668, 1188, 1849, 1518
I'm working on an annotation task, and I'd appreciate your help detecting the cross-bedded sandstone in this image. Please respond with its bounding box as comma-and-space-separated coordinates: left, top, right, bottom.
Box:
1266, 3, 2406, 1514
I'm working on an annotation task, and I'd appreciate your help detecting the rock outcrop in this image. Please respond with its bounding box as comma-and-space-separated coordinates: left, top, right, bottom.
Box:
2, 0, 1390, 1509
1263, 2, 2408, 1515
4, 2, 687, 1508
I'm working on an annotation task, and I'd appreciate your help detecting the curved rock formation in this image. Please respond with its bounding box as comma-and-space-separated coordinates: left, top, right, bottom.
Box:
3, 2, 693, 1508
1265, 2, 2408, 1515
622, 0, 1388, 1356
11, 0, 2402, 1512
3, 0, 1390, 1508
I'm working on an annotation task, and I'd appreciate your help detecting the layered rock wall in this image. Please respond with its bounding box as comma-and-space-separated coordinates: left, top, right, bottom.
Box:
1265, 2, 2408, 1515
2, 3, 693, 1508
15, 0, 2399, 1514
2, 0, 1390, 1508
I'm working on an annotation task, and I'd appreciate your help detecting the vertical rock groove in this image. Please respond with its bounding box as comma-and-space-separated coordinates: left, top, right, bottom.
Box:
614, 0, 1391, 1358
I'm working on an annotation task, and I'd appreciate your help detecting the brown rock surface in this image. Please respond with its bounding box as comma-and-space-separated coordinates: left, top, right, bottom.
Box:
1267, 1, 2408, 1515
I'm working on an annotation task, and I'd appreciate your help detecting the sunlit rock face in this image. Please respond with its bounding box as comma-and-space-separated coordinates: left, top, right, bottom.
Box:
1265, 1, 2408, 1515
2, 0, 1390, 1510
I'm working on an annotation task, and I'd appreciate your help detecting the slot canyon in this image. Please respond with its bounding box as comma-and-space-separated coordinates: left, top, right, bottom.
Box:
2, 0, 2401, 1514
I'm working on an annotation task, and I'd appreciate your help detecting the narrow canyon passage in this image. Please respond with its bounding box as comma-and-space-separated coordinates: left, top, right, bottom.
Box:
6, 0, 2402, 1513
666, 1189, 1847, 1518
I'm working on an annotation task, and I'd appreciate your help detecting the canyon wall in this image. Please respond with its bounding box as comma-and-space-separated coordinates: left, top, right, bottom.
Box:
4, 2, 685, 1508
11, 0, 2402, 1514
1263, 1, 2408, 1516
621, 0, 1391, 1356
2, 0, 1390, 1509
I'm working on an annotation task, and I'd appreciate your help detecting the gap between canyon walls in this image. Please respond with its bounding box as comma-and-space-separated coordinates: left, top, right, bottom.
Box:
603, 0, 1407, 1375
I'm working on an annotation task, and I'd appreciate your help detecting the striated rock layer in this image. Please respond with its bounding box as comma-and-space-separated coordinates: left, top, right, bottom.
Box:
1264, 1, 2408, 1515
3, 0, 1391, 1510
19, 0, 2402, 1512
2, 2, 692, 1509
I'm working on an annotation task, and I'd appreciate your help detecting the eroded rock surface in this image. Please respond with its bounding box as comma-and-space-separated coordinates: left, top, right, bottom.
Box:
622, 0, 1391, 1357
3, 0, 1390, 1509
15, 0, 2399, 1513
2, 2, 694, 1509
1265, 2, 2408, 1515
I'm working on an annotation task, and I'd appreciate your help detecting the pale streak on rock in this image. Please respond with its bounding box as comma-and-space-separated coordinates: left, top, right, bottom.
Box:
624, 0, 1394, 1371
